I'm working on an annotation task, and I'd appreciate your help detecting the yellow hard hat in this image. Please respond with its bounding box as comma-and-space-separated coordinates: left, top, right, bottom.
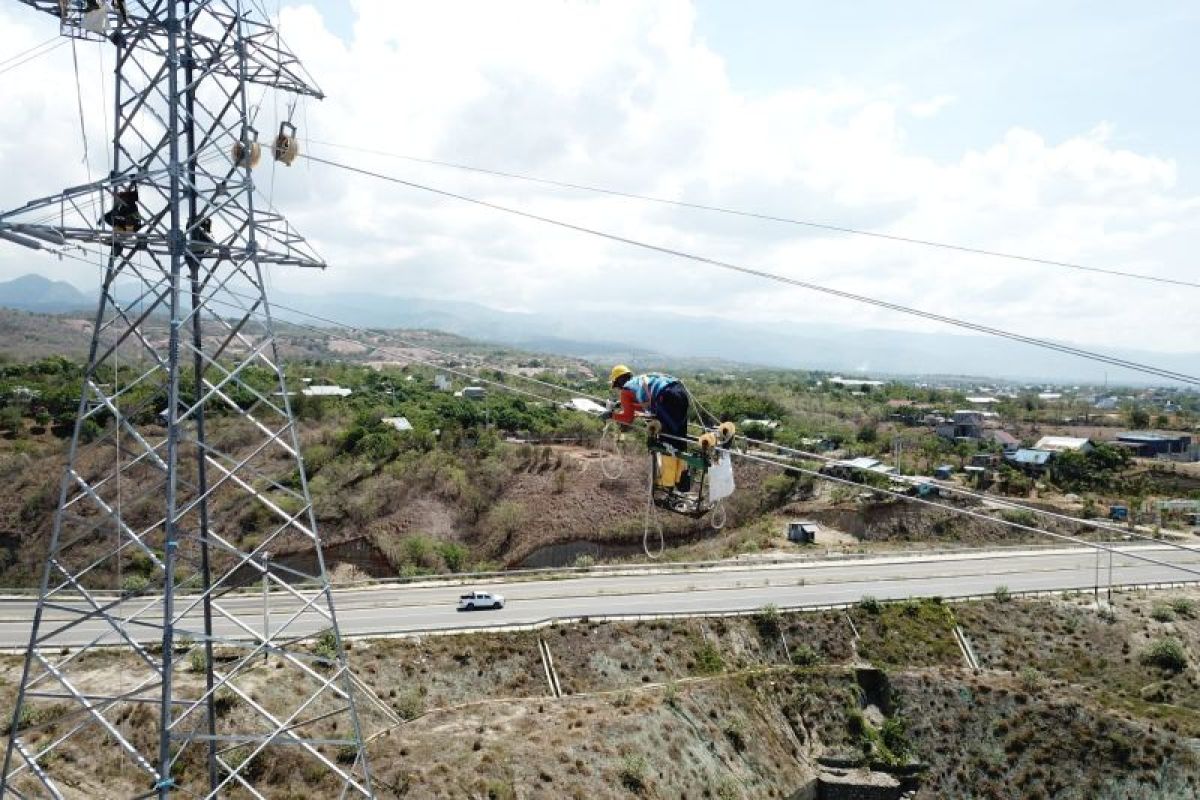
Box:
609, 364, 632, 386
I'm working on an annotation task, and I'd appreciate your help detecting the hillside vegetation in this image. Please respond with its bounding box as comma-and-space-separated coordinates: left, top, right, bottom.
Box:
4, 590, 1199, 798
0, 342, 1195, 586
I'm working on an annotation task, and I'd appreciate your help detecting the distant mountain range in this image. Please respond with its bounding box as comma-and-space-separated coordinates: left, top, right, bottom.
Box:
0, 275, 93, 313
0, 273, 1193, 385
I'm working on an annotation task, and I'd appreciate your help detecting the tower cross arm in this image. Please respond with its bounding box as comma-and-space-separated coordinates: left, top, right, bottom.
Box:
14, 0, 324, 99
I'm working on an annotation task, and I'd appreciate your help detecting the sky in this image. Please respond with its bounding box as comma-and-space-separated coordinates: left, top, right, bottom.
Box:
0, 0, 1196, 358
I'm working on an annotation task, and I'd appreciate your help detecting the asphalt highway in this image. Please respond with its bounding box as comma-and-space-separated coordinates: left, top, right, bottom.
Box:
1, 544, 1198, 648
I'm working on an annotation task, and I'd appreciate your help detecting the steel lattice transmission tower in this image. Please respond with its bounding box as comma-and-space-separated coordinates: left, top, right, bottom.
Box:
0, 1, 374, 797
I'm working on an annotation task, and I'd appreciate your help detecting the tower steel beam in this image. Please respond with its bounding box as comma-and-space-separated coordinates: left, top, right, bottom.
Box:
0, 2, 372, 797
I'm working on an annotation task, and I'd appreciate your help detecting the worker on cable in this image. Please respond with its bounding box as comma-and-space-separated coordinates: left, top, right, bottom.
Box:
603, 365, 693, 492
602, 365, 690, 440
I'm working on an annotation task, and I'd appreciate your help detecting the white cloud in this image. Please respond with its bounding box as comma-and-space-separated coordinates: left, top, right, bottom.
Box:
909, 94, 957, 118
0, 0, 1196, 358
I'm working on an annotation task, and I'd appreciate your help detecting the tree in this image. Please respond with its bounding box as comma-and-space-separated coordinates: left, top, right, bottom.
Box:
856, 423, 878, 444
0, 405, 22, 435
1126, 404, 1150, 429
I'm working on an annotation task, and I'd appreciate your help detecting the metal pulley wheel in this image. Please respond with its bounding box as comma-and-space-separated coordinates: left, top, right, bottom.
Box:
273, 121, 300, 166
232, 139, 262, 169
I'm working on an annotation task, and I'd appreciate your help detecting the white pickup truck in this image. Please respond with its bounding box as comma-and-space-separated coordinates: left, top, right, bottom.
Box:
456, 590, 505, 611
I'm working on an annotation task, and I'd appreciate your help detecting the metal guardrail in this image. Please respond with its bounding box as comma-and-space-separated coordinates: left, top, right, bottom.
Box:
0, 542, 1190, 602
0, 542, 1106, 599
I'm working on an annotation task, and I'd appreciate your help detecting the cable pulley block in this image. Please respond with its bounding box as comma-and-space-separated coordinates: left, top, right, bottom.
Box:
273, 122, 300, 166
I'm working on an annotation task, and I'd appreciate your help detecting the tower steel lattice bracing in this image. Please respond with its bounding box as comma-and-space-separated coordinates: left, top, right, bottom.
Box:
0, 2, 374, 797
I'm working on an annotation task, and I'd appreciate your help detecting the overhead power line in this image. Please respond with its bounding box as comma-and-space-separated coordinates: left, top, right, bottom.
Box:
28, 242, 1200, 578
0, 35, 60, 69
301, 154, 1200, 387
0, 37, 65, 77
179, 282, 1200, 564
307, 138, 1198, 290
186, 287, 1200, 581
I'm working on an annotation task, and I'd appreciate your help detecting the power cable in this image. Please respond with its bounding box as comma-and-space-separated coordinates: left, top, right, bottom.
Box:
0, 38, 66, 77
47, 249, 1195, 559
26, 245, 1200, 582
191, 282, 1200, 558
305, 138, 1199, 291
0, 35, 60, 69
300, 153, 1200, 387
181, 284, 1200, 565
711, 439, 1200, 580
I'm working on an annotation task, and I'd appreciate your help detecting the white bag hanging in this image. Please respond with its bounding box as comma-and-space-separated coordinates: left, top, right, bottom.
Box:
83, 2, 110, 35
708, 453, 735, 501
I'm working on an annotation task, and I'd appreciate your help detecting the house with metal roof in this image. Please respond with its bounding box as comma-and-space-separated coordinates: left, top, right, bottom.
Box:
562, 398, 607, 415
983, 429, 1020, 451
301, 385, 352, 398
1006, 448, 1055, 474
821, 457, 896, 481
1033, 435, 1092, 453
1116, 431, 1193, 458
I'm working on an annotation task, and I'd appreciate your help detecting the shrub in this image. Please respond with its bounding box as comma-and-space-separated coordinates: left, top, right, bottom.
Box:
880, 717, 909, 760
1170, 598, 1196, 619
694, 642, 724, 675
122, 574, 149, 593
1140, 638, 1187, 672
618, 754, 648, 792
314, 628, 339, 662
1019, 666, 1046, 692
993, 585, 1011, 603
486, 501, 527, 538
846, 708, 868, 739
715, 777, 740, 800
1001, 509, 1036, 527
437, 541, 469, 573
1151, 603, 1176, 623
858, 596, 882, 614
723, 718, 747, 752
394, 690, 424, 720
752, 604, 781, 638
791, 644, 821, 667
573, 554, 595, 569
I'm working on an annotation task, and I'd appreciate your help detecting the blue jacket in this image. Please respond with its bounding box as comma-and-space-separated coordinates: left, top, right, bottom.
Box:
626, 373, 677, 408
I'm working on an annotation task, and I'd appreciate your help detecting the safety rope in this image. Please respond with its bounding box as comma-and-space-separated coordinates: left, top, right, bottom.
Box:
70, 38, 92, 180
642, 458, 663, 560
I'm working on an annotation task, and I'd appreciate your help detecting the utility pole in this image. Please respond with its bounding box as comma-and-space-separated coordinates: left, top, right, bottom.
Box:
0, 2, 372, 797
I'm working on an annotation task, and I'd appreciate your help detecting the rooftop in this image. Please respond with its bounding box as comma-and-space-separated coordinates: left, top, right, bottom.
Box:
1009, 448, 1054, 465
1118, 431, 1191, 442
301, 385, 352, 397
1034, 435, 1091, 452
